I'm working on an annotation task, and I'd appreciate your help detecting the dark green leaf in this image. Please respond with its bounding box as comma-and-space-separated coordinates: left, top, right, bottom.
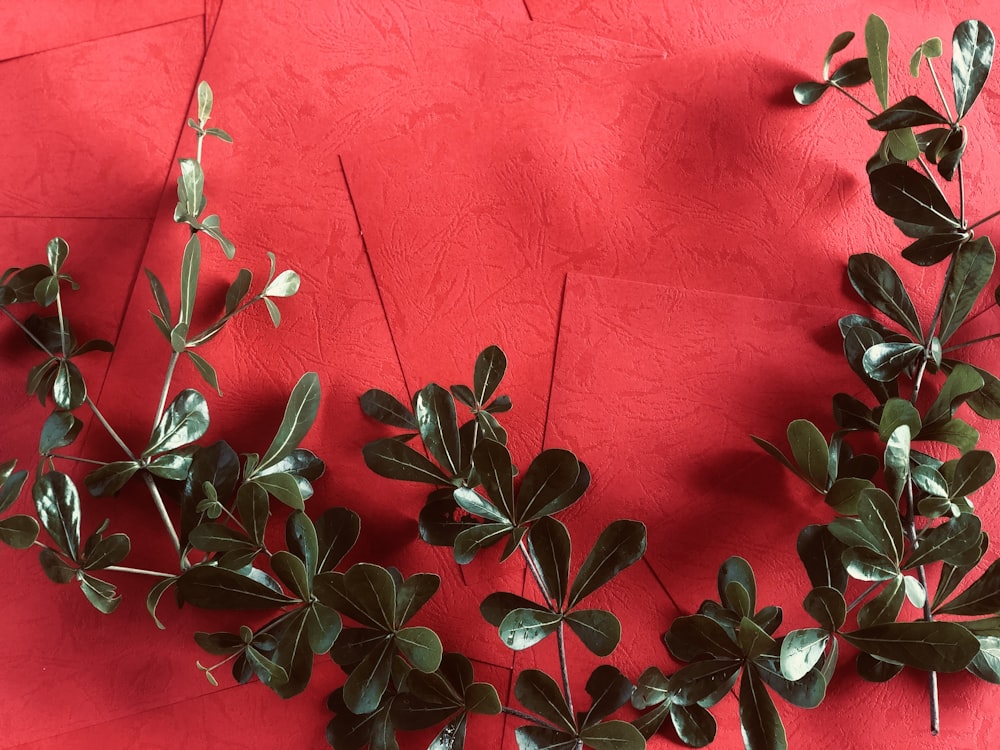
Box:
453, 487, 508, 523
37, 411, 81, 454
887, 127, 920, 162
829, 58, 870, 87
395, 572, 439, 626
395, 626, 442, 672
738, 617, 776, 660
475, 410, 508, 445
967, 635, 1000, 684
32, 274, 58, 307
858, 488, 904, 563
271, 551, 311, 599
146, 576, 178, 630
498, 608, 561, 650
53, 360, 86, 410
863, 342, 923, 382
415, 384, 461, 475
918, 416, 979, 452
938, 557, 1000, 615
664, 614, 742, 661
786, 420, 828, 490
848, 252, 925, 339
225, 267, 252, 314
342, 563, 397, 629
952, 450, 995, 497
515, 448, 580, 524
823, 30, 856, 77
0, 469, 28, 514
905, 515, 981, 568
844, 326, 894, 401
844, 547, 899, 582
515, 669, 576, 733
868, 96, 948, 130
939, 237, 996, 343
453, 522, 511, 564
316, 507, 361, 572
515, 727, 576, 750
284, 510, 318, 583
146, 450, 194, 480
738, 666, 786, 750
33, 471, 80, 561
305, 602, 342, 654
253, 372, 320, 476
245, 644, 289, 688
883, 425, 911, 502
856, 652, 903, 682
755, 654, 826, 708
845, 620, 978, 670
953, 20, 995, 119
269, 609, 315, 698
865, 14, 890, 107
360, 388, 416, 429
80, 573, 121, 614
474, 346, 507, 406
471, 438, 515, 518
794, 81, 830, 105
902, 231, 968, 266
82, 532, 130, 570
527, 516, 570, 607
797, 525, 849, 593
39, 546, 75, 583
857, 576, 905, 628
480, 591, 547, 627
578, 720, 645, 750
869, 165, 960, 230
878, 398, 921, 442
363, 437, 450, 486
251, 472, 303, 509
779, 629, 828, 681
178, 234, 200, 327
566, 609, 621, 657
185, 351, 221, 395
925, 362, 984, 427
0, 515, 40, 549
568, 520, 645, 608
177, 565, 298, 609
804, 586, 847, 630
83, 461, 140, 497
175, 157, 205, 220
143, 389, 209, 457
669, 704, 717, 748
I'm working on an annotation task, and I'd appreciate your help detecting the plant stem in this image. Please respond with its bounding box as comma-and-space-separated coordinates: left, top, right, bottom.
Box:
942, 331, 1000, 352
916, 156, 944, 195
968, 207, 1000, 231
518, 539, 555, 611
926, 59, 955, 124
958, 162, 967, 227
557, 621, 574, 717
54, 286, 69, 357
501, 706, 564, 733
46, 453, 107, 467
142, 473, 185, 565
926, 253, 958, 344
187, 295, 262, 346
152, 351, 180, 432
846, 581, 881, 612
832, 84, 878, 116
105, 565, 175, 579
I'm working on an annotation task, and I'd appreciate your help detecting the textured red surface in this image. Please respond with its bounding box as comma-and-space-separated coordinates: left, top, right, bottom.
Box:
4, 1, 1000, 749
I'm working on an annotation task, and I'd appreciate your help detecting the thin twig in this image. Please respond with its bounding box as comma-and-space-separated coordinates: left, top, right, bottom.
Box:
926, 58, 955, 124
557, 621, 574, 717
142, 473, 184, 563
518, 539, 555, 611
152, 351, 180, 430
846, 581, 882, 612
501, 707, 565, 733
832, 84, 879, 116
968, 207, 1000, 231
942, 331, 1000, 353
958, 162, 967, 227
46, 453, 107, 467
105, 565, 175, 579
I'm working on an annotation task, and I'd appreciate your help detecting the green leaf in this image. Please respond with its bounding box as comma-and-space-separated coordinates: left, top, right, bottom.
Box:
565, 609, 621, 657
360, 388, 416, 429
669, 704, 717, 748
143, 389, 209, 457
272, 551, 311, 599
179, 234, 201, 326
363, 437, 450, 485
33, 471, 81, 561
797, 525, 849, 593
263, 297, 281, 327
315, 507, 361, 573
878, 398, 921, 442
568, 520, 646, 608
395, 626, 443, 672
225, 268, 252, 314
887, 128, 920, 161
793, 81, 829, 105
847, 252, 925, 339
474, 345, 507, 406
252, 472, 304, 509
718, 556, 757, 615
498, 607, 560, 650
39, 547, 75, 583
197, 80, 213, 121
910, 37, 943, 76
453, 522, 511, 564
0, 515, 40, 549
146, 576, 178, 629
204, 127, 233, 143
527, 516, 570, 607
844, 547, 899, 582
32, 274, 59, 307
863, 342, 923, 382
515, 727, 576, 750
967, 635, 1000, 684
865, 14, 890, 108
754, 654, 827, 709
263, 269, 300, 298
905, 515, 981, 568
869, 96, 948, 130
177, 565, 298, 609
823, 30, 856, 78
918, 416, 979, 453
415, 384, 462, 475
738, 666, 787, 750
925, 363, 984, 427
951, 450, 995, 497
845, 621, 979, 671
857, 576, 905, 628
515, 669, 576, 732
951, 362, 1000, 419
342, 562, 397, 629
902, 231, 969, 266
780, 629, 829, 681
480, 591, 548, 627
186, 351, 221, 395
38, 411, 83, 454
868, 165, 960, 230
825, 477, 873, 515
0, 468, 28, 514
53, 360, 86, 410
939, 237, 995, 343
883, 425, 911, 502
664, 614, 742, 661
786, 420, 828, 490
85, 461, 140, 497
858, 487, 904, 563
937, 558, 1000, 615
515, 448, 580, 523
953, 20, 995, 120
45, 237, 68, 274
305, 602, 342, 654
394, 572, 439, 627
80, 573, 121, 614
804, 586, 847, 630
247, 373, 318, 478
578, 720, 645, 750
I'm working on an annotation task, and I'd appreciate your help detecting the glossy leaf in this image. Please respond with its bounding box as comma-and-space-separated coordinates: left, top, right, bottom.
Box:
844, 621, 979, 671
498, 608, 560, 650
0, 515, 39, 549
177, 565, 298, 609
568, 520, 645, 608
515, 669, 575, 732
797, 525, 849, 593
316, 507, 361, 573
395, 626, 443, 672
829, 58, 870, 87
967, 635, 1000, 684
84, 461, 140, 497
953, 19, 995, 119
755, 654, 826, 709
868, 96, 948, 130
39, 547, 75, 583
33, 471, 80, 561
937, 558, 1000, 615
415, 384, 461, 475
951, 450, 995, 498
53, 360, 86, 410
186, 351, 221, 395
902, 231, 968, 266
480, 591, 548, 627
925, 363, 984, 427
253, 372, 320, 476
453, 523, 510, 564
514, 726, 576, 750
471, 438, 515, 518
305, 602, 342, 655
516, 448, 580, 523
146, 577, 178, 630
669, 704, 717, 748
363, 437, 450, 486
474, 346, 507, 406
883, 425, 910, 502
179, 234, 201, 327
844, 547, 899, 582
939, 237, 995, 343
858, 488, 904, 563
566, 609, 621, 657
865, 14, 890, 108
527, 516, 570, 607
847, 252, 924, 339
779, 629, 828, 681
738, 667, 786, 750
803, 586, 846, 630
868, 165, 959, 230
0, 468, 28, 514
863, 342, 923, 382
453, 487, 507, 523
360, 388, 416, 429
905, 514, 981, 568
578, 721, 645, 750
825, 477, 873, 515
857, 576, 905, 628
395, 572, 439, 627
82, 532, 130, 570
80, 573, 121, 614
343, 563, 397, 629
143, 389, 209, 457
792, 81, 829, 105
933, 533, 988, 610
786, 420, 828, 490
664, 614, 742, 661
